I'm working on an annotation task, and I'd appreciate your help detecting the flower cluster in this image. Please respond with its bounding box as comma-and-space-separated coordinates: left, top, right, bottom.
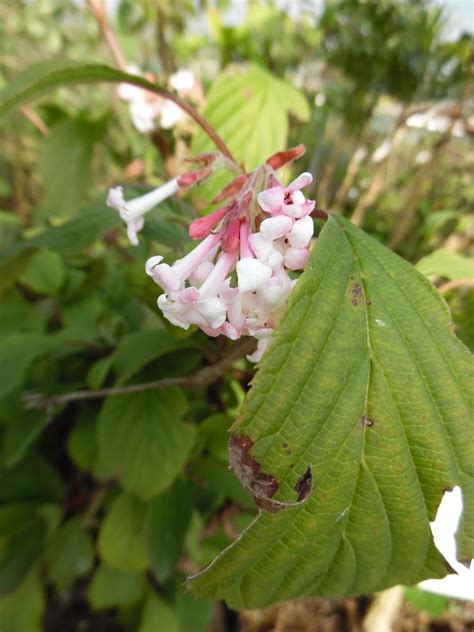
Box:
118, 66, 203, 133
145, 159, 315, 362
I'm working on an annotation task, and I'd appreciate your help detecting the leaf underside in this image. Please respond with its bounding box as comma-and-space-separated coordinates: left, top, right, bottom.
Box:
188, 215, 473, 610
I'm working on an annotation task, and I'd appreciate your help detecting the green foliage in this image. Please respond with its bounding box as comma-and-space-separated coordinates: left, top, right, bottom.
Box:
0, 60, 162, 118
416, 249, 473, 280
97, 390, 196, 499
0, 573, 44, 632
98, 492, 148, 572
189, 215, 473, 608
88, 565, 145, 610
44, 518, 94, 590
20, 248, 65, 295
193, 64, 310, 170
39, 115, 107, 214
404, 586, 449, 617
145, 479, 194, 580
0, 1, 472, 628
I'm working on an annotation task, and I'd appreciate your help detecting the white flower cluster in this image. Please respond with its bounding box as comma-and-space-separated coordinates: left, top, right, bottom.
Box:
118, 66, 203, 133
145, 172, 315, 362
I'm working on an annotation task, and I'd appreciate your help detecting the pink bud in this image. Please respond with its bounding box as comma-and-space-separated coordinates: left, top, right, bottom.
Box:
189, 206, 229, 239
178, 166, 211, 187
266, 144, 306, 169
221, 219, 241, 253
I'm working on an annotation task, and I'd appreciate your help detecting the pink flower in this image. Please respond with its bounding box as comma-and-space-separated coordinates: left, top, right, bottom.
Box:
257, 172, 315, 218
144, 146, 317, 363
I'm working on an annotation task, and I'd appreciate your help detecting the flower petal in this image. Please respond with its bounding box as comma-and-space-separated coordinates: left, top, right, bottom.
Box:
286, 171, 313, 192
257, 186, 285, 213
288, 216, 314, 248
259, 216, 294, 241
284, 247, 310, 270
236, 258, 272, 293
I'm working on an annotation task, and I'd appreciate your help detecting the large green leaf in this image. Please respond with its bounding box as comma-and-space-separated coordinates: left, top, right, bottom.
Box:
39, 115, 106, 214
188, 215, 473, 609
97, 389, 195, 499
0, 60, 161, 118
416, 248, 473, 281
193, 64, 310, 171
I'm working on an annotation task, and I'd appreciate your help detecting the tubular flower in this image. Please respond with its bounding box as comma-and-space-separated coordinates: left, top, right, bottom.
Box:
146, 147, 316, 362
107, 177, 180, 246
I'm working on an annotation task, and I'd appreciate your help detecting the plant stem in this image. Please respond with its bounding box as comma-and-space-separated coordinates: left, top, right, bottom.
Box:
87, 0, 238, 165
25, 338, 256, 412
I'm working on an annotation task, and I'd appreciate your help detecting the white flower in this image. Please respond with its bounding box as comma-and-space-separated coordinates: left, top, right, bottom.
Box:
107, 178, 180, 246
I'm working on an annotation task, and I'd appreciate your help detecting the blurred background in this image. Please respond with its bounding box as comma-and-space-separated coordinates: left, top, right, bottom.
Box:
0, 1, 473, 631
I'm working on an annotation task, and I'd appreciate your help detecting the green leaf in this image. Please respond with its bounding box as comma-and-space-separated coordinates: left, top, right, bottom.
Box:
39, 116, 106, 214
88, 565, 145, 610
193, 64, 310, 170
97, 389, 195, 499
20, 248, 64, 295
98, 492, 147, 572
138, 592, 179, 632
45, 518, 94, 590
0, 203, 120, 266
188, 215, 473, 609
0, 212, 21, 250
0, 334, 54, 399
112, 329, 196, 386
0, 505, 46, 595
0, 572, 44, 632
0, 60, 164, 119
404, 586, 448, 617
416, 249, 473, 281
0, 453, 64, 503
145, 479, 193, 580
67, 417, 98, 472
1, 404, 48, 468
87, 355, 113, 390
175, 583, 213, 632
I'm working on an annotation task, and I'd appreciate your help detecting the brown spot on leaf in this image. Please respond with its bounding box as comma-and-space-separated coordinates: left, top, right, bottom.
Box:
350, 282, 363, 306
228, 434, 312, 513
360, 416, 374, 428
228, 434, 279, 511
366, 300, 372, 305
294, 467, 312, 502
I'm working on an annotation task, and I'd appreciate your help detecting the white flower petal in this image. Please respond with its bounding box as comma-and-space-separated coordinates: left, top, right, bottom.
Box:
288, 216, 314, 248
282, 203, 305, 219
287, 172, 313, 192
236, 258, 272, 293
247, 338, 270, 363
145, 255, 164, 276
257, 187, 284, 213
284, 247, 310, 270
260, 216, 293, 241
196, 297, 227, 329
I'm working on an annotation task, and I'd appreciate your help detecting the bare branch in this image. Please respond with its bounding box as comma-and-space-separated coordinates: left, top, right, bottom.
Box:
25, 338, 256, 413
438, 277, 474, 294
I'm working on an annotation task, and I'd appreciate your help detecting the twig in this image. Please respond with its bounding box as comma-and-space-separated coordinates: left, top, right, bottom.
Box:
25, 338, 256, 412
87, 0, 237, 165
438, 277, 474, 294
87, 0, 128, 70
20, 106, 49, 136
